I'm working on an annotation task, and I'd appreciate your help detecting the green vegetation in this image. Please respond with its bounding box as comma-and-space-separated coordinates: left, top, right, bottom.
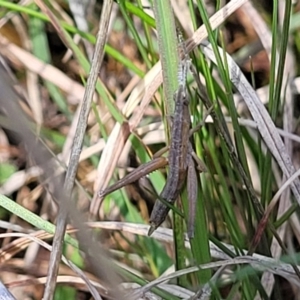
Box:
0, 0, 300, 299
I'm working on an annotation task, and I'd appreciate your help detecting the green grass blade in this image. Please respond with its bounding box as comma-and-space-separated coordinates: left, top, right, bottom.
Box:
152, 0, 188, 282
118, 0, 152, 69
0, 0, 144, 77
0, 194, 79, 248
152, 0, 178, 116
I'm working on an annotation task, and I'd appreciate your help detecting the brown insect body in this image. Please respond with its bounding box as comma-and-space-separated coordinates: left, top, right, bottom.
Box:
148, 81, 191, 234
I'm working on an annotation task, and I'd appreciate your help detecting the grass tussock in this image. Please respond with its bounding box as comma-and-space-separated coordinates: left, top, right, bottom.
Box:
0, 1, 300, 299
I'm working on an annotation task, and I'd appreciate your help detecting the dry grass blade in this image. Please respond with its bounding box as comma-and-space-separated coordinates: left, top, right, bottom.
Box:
0, 63, 126, 299
6, 276, 106, 296
3, 0, 299, 297
0, 233, 101, 299
186, 0, 249, 50
91, 63, 162, 216
200, 42, 300, 205
32, 0, 115, 298
133, 255, 300, 297
241, 2, 298, 297
0, 280, 16, 300
90, 122, 130, 216
241, 2, 273, 61
189, 265, 227, 300
93, 0, 248, 216
132, 0, 248, 130
0, 231, 53, 262
88, 221, 300, 288
0, 34, 86, 105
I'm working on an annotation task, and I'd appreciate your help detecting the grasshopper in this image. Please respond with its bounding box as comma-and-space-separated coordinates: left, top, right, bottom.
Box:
99, 34, 210, 238
148, 36, 209, 237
